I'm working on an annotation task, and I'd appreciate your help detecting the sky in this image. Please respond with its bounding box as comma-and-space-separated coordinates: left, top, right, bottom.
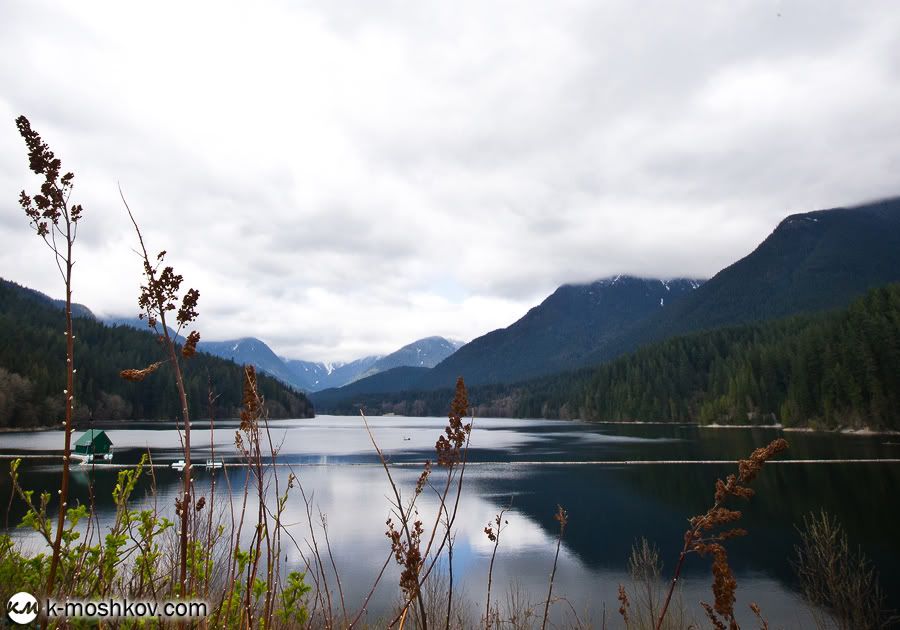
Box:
2, 1, 899, 362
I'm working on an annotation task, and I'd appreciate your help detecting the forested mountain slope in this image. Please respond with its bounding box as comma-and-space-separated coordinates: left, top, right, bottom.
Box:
419, 276, 703, 388
591, 198, 900, 363
321, 284, 900, 431
0, 278, 314, 428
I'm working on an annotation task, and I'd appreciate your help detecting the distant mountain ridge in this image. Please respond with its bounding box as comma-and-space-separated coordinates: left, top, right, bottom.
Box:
361, 336, 465, 378
191, 335, 464, 393
284, 355, 382, 391
197, 338, 299, 387
287, 337, 463, 391
317, 284, 900, 431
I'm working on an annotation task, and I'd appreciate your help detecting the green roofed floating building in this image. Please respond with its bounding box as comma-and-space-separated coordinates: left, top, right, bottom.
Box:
73, 429, 114, 463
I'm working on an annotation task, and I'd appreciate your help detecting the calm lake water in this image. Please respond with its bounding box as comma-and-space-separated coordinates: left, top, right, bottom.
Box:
2, 416, 899, 627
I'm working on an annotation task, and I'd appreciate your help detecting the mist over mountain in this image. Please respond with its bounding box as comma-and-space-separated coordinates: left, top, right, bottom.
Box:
589, 197, 900, 364
104, 316, 184, 344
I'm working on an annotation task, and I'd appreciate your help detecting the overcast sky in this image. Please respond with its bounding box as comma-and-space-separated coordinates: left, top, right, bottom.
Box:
2, 1, 899, 362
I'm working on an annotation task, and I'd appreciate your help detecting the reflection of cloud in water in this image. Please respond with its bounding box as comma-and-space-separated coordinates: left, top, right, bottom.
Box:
264, 464, 582, 616
464, 508, 551, 554
273, 466, 556, 557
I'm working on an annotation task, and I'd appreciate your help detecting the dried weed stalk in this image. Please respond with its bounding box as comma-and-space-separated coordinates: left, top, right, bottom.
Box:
363, 377, 473, 630
15, 115, 85, 596
120, 195, 201, 597
484, 505, 510, 629
655, 438, 788, 630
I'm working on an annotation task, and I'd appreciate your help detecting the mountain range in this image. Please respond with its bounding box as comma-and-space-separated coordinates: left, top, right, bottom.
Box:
310, 277, 704, 407
313, 196, 900, 411
8, 195, 899, 424
13, 288, 463, 398
283, 356, 382, 392
190, 335, 465, 393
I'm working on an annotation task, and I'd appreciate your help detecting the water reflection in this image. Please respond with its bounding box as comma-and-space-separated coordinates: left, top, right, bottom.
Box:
1, 416, 898, 626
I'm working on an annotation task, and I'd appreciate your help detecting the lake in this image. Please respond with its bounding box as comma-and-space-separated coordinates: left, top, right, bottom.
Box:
2, 416, 899, 627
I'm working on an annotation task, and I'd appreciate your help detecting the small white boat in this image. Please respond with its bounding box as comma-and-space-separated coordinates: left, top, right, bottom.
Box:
76, 452, 114, 464
205, 459, 224, 469
171, 460, 186, 470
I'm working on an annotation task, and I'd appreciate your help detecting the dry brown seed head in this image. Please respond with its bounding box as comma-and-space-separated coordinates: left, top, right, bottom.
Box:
554, 504, 568, 529
182, 330, 200, 358
617, 584, 630, 623
120, 362, 163, 382
415, 460, 431, 495
700, 602, 727, 630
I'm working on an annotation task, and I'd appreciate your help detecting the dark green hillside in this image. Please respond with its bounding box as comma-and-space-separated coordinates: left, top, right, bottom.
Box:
592, 198, 900, 363
322, 285, 900, 431
3, 278, 96, 320
525, 284, 900, 429
311, 366, 430, 410
418, 277, 702, 388
0, 278, 314, 428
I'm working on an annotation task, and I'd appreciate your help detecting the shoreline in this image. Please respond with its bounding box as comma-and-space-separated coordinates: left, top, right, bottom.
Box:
782, 426, 900, 436
698, 422, 783, 430
584, 419, 900, 436
589, 419, 900, 436
2, 419, 898, 437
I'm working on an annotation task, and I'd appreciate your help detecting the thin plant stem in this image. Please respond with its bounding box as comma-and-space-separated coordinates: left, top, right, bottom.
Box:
541, 505, 567, 630
122, 191, 194, 597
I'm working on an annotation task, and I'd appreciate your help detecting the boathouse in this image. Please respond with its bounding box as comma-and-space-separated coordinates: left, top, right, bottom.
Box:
74, 430, 113, 460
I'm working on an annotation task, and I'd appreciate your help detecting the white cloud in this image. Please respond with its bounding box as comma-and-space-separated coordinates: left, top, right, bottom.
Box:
2, 0, 899, 361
